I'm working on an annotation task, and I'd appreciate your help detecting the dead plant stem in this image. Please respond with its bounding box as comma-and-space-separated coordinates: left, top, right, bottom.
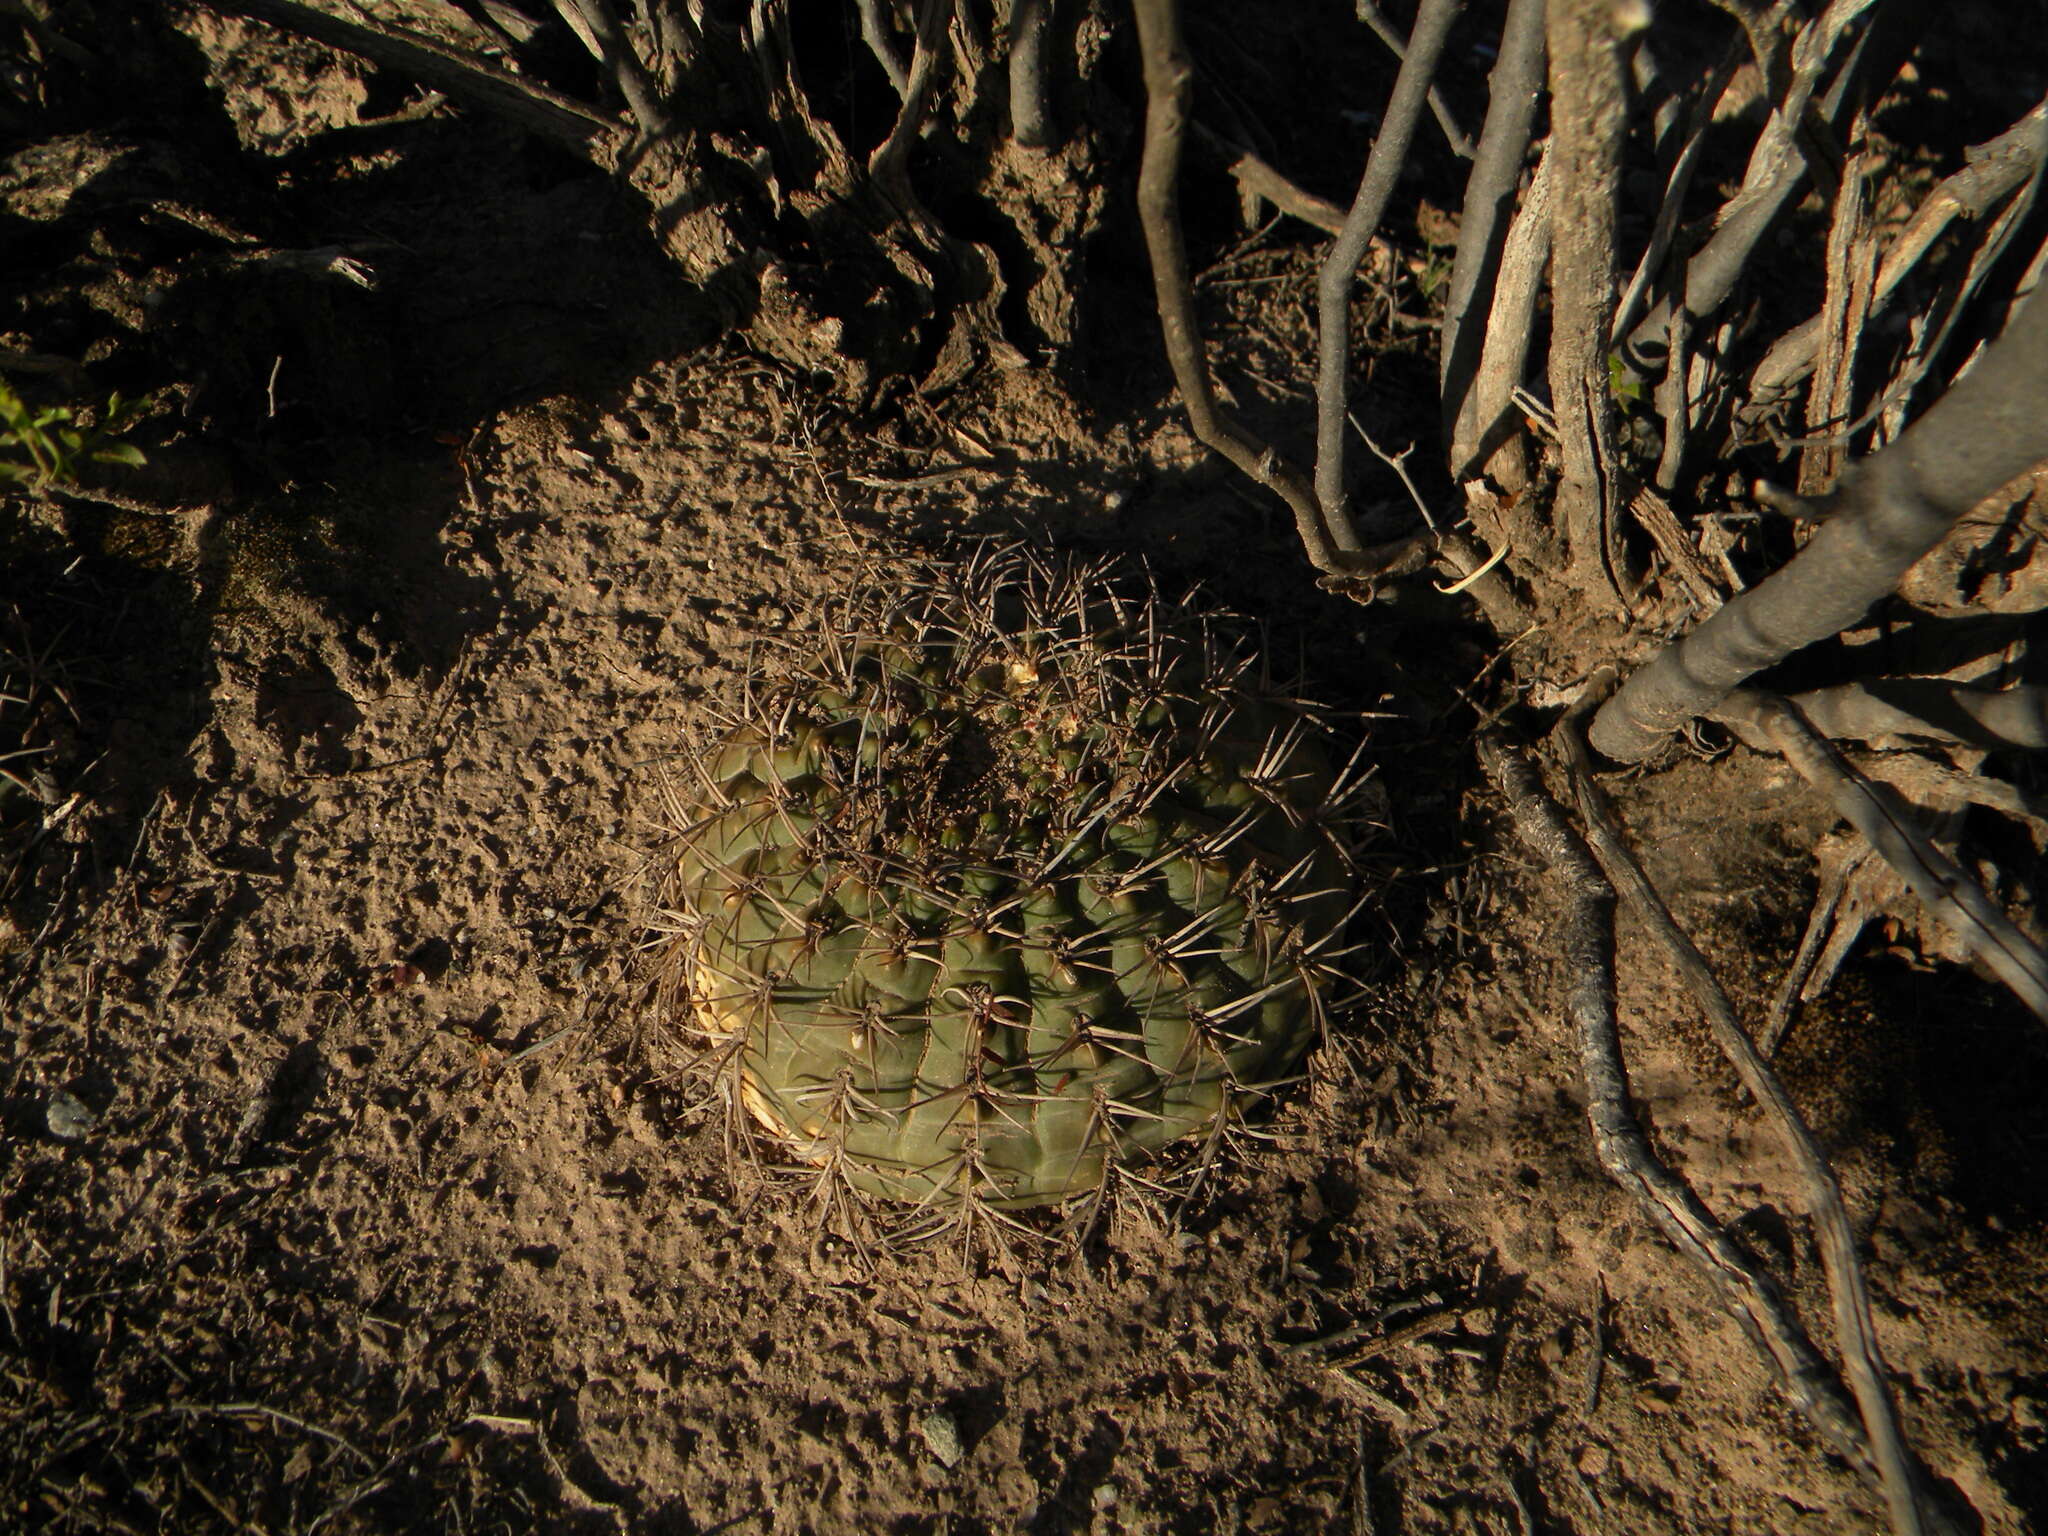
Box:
1478, 735, 1888, 1499
1560, 707, 1932, 1536
1130, 0, 1422, 580
1314, 0, 1463, 548
1715, 691, 2048, 1021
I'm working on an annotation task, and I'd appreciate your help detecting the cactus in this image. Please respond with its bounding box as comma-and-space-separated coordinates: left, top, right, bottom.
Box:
655, 544, 1365, 1211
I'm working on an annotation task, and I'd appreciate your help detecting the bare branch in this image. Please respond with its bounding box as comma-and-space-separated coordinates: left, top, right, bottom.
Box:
1589, 288, 2048, 761
1883, 92, 2048, 298
1440, 0, 1545, 444
1314, 0, 1464, 546
859, 0, 913, 98
1651, 302, 1691, 491
1560, 710, 1934, 1536
1190, 121, 1348, 237
1753, 92, 2048, 401
1353, 0, 1476, 159
1764, 834, 1873, 1055
1130, 0, 1427, 581
1627, 0, 1906, 357
1452, 138, 1553, 487
1867, 181, 2043, 446
1349, 417, 1437, 530
1609, 39, 1744, 351
1476, 735, 1885, 1495
870, 0, 955, 208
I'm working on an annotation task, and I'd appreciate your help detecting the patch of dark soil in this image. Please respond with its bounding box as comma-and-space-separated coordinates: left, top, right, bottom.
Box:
1782, 957, 2048, 1229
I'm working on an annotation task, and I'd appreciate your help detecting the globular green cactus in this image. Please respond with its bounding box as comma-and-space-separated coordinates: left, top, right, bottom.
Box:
656, 545, 1365, 1211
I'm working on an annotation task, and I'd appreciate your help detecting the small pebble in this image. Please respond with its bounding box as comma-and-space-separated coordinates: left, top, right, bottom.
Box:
46, 1089, 96, 1141
919, 1407, 964, 1468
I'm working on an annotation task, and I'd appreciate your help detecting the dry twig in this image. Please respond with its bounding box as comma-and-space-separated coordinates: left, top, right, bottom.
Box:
1130, 0, 1426, 582
1190, 121, 1348, 236
1439, 0, 1546, 450
1477, 734, 1895, 1505
1560, 706, 1934, 1536
1354, 0, 1477, 158
1753, 90, 2048, 399
1627, 0, 1897, 356
1314, 0, 1463, 547
1453, 140, 1553, 488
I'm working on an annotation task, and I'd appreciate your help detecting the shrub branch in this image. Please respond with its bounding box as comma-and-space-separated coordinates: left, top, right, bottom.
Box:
1589, 289, 2048, 761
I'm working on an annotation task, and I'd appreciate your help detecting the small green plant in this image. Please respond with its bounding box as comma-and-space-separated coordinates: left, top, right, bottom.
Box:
1415, 248, 1455, 305
1606, 350, 1645, 407
0, 378, 147, 490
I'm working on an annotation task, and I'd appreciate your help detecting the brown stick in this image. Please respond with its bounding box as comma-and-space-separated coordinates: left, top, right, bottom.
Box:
1560, 709, 1933, 1536
1313, 0, 1464, 549
1715, 691, 2048, 1021
1440, 0, 1545, 448
1452, 139, 1553, 489
1476, 734, 1887, 1497
1129, 0, 1425, 582
1189, 122, 1348, 236
1354, 0, 1476, 159
1752, 91, 2048, 400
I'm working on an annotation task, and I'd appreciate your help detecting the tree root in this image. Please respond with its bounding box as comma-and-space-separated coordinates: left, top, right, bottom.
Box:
1479, 731, 1957, 1536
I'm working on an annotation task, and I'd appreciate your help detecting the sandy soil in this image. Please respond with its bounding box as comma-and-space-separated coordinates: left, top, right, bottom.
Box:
4, 7, 2046, 1535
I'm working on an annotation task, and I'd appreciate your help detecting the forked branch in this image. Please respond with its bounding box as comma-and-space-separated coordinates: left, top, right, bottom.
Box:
1314, 0, 1464, 542
1129, 0, 1427, 582
1560, 708, 1935, 1536
1477, 736, 1905, 1516
1715, 691, 2048, 1021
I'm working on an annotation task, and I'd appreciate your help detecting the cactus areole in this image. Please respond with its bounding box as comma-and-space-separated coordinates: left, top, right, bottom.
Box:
663, 546, 1364, 1208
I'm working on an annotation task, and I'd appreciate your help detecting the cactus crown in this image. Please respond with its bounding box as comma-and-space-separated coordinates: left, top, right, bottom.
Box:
653, 544, 1366, 1216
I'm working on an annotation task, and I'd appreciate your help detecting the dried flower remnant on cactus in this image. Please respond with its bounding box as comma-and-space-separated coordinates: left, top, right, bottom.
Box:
653, 544, 1370, 1210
